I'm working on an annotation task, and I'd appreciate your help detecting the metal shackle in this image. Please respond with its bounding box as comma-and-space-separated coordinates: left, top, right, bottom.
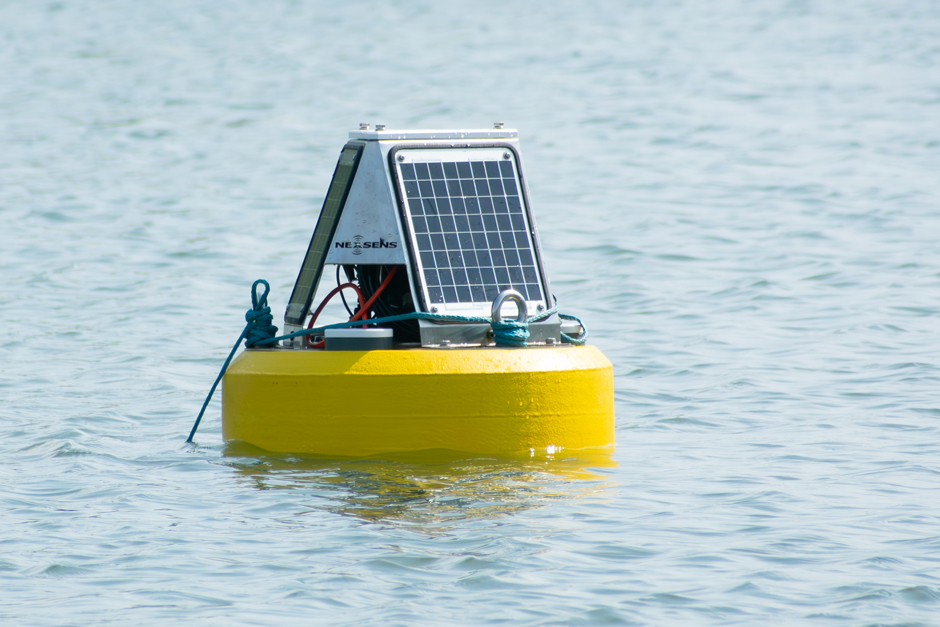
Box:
491, 289, 528, 324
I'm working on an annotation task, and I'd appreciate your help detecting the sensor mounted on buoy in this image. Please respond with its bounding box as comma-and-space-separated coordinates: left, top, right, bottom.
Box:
282, 126, 566, 348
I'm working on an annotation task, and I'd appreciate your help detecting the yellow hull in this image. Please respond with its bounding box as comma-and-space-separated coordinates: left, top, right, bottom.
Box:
222, 345, 614, 457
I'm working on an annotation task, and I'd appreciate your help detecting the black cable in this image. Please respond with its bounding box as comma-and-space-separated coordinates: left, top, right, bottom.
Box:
358, 265, 419, 341
337, 264, 355, 318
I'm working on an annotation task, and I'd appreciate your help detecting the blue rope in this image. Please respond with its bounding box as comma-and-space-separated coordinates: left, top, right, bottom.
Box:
559, 313, 588, 345
244, 280, 278, 348
186, 280, 277, 443
186, 281, 587, 441
244, 298, 563, 347
490, 320, 529, 347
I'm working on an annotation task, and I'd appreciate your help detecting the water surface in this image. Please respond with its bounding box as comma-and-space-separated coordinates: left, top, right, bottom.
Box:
2, 1, 940, 624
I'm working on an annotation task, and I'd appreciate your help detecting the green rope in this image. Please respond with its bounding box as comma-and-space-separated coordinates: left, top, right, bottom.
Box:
559, 313, 588, 345
490, 319, 529, 347
244, 280, 279, 348
186, 280, 276, 443
186, 280, 588, 441
248, 299, 563, 347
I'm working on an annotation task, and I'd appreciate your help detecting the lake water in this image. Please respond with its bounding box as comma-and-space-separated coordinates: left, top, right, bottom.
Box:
2, 1, 940, 624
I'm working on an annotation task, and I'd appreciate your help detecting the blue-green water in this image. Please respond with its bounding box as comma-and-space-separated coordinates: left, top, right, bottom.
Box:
3, 1, 940, 624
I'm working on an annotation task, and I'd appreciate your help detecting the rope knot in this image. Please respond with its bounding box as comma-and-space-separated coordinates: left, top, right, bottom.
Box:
489, 289, 532, 347
491, 320, 530, 347
244, 279, 279, 348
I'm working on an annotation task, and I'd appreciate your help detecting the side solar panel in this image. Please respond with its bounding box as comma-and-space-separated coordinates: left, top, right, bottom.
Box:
285, 142, 364, 327
394, 148, 546, 316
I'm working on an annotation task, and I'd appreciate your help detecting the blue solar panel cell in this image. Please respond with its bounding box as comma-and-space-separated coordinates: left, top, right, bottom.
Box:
399, 151, 544, 311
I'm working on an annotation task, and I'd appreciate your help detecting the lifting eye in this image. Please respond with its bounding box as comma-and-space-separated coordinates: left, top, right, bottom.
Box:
491, 289, 528, 324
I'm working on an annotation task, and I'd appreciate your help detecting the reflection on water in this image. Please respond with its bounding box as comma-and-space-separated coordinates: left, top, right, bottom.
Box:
224, 442, 616, 527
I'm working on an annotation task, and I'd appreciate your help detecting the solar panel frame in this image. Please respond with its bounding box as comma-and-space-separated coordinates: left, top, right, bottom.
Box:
389, 144, 551, 318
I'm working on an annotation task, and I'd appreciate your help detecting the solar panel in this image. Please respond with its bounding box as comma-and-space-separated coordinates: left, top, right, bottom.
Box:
395, 148, 546, 316
285, 142, 364, 327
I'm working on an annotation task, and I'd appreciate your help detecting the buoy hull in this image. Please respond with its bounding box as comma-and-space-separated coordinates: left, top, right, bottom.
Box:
222, 345, 614, 457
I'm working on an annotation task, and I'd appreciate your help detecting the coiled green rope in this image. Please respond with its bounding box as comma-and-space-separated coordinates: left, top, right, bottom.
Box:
490, 319, 530, 347
186, 280, 587, 442
244, 279, 278, 348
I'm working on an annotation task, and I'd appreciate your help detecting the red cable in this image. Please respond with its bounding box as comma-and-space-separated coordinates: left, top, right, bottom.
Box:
353, 266, 398, 322
305, 266, 399, 349
305, 282, 364, 348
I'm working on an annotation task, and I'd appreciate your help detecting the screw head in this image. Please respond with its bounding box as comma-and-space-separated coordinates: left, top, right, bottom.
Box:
397, 154, 405, 162
503, 152, 511, 160
537, 303, 544, 311
493, 122, 504, 129
359, 123, 370, 130
375, 124, 386, 131
431, 306, 438, 313
440, 339, 451, 347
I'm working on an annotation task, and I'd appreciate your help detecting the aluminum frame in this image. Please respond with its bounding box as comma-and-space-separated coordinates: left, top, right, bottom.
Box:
282, 129, 561, 348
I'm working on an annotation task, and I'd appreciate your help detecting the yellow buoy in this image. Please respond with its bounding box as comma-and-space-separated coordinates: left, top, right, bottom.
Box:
192, 127, 619, 459
222, 344, 614, 457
